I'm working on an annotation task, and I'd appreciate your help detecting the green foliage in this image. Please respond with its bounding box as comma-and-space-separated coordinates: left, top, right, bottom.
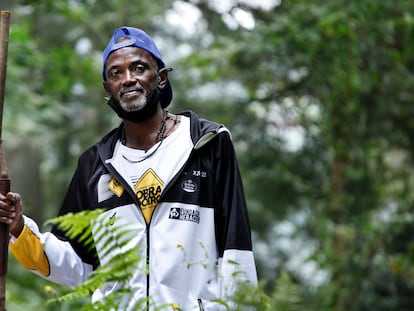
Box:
45, 210, 147, 310
227, 271, 303, 311
6, 256, 88, 310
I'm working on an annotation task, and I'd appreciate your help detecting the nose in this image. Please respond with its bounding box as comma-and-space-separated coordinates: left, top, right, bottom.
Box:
122, 69, 138, 86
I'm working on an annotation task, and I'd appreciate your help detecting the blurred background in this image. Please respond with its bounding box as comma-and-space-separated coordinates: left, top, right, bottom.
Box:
1, 0, 414, 310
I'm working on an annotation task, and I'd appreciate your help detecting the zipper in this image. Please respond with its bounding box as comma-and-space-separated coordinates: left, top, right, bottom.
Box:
198, 299, 204, 311
146, 225, 150, 310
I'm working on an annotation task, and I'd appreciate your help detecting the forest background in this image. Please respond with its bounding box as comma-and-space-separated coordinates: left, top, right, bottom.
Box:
0, 0, 414, 310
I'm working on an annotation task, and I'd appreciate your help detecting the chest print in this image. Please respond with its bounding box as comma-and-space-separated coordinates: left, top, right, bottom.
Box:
134, 168, 164, 224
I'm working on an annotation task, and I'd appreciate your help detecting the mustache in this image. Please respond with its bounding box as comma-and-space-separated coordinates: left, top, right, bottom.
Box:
119, 86, 145, 98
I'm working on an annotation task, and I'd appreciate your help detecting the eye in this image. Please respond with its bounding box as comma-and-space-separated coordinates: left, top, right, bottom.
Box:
131, 63, 145, 74
108, 69, 122, 80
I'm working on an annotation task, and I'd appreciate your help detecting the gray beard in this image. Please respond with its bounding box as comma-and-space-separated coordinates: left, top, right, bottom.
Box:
107, 88, 161, 123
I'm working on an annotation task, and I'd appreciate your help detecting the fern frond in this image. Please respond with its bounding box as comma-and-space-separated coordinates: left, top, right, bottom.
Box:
46, 209, 146, 310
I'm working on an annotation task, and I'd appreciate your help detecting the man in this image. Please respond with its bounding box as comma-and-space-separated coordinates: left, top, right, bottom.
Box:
0, 26, 257, 310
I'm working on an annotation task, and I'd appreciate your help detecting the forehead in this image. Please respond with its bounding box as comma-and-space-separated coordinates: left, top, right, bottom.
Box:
105, 46, 156, 68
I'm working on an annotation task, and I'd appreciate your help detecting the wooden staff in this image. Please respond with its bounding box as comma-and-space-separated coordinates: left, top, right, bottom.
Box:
0, 11, 11, 311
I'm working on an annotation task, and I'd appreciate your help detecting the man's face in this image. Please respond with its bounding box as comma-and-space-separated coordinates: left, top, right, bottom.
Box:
103, 46, 159, 112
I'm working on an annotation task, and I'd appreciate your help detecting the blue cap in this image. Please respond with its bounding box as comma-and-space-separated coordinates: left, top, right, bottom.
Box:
102, 26, 173, 108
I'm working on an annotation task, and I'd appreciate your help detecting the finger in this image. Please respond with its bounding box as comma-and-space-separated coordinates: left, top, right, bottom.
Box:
0, 199, 12, 210
0, 193, 11, 205
0, 193, 17, 211
0, 205, 15, 215
0, 216, 13, 224
6, 192, 20, 205
0, 209, 14, 223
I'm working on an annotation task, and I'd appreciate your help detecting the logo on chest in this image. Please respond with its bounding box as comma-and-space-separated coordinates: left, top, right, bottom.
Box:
135, 169, 164, 223
169, 207, 200, 224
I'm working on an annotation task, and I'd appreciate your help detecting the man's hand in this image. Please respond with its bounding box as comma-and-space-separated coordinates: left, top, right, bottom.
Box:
0, 192, 24, 237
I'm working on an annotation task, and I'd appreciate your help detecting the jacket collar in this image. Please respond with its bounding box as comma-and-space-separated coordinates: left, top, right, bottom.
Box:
97, 110, 225, 161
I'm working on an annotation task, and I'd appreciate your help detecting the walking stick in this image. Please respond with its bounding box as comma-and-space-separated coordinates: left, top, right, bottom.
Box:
0, 11, 11, 311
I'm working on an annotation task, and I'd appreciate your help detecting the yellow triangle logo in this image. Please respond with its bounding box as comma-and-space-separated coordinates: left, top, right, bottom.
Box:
134, 169, 164, 224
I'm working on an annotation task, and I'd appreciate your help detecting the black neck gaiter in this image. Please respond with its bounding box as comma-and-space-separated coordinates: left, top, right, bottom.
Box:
107, 87, 161, 123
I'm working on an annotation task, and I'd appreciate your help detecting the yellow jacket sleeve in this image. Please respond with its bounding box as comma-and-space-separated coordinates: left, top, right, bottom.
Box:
9, 225, 50, 277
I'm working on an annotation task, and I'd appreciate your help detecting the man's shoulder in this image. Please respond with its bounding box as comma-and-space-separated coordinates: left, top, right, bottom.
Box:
175, 110, 232, 149
177, 110, 222, 132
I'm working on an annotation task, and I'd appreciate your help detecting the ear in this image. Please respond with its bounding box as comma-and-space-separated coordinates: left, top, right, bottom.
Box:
157, 67, 172, 90
103, 81, 111, 95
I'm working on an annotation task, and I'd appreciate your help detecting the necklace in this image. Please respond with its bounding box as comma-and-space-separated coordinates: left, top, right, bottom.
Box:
121, 110, 169, 163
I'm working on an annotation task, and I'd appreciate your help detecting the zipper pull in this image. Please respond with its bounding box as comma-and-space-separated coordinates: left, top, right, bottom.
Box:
197, 299, 204, 311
